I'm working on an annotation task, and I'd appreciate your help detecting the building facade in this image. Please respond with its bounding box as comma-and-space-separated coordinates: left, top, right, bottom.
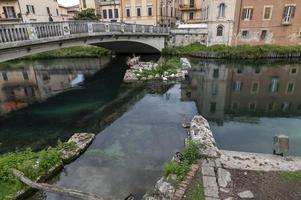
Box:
232, 0, 301, 46
97, 0, 121, 22
200, 0, 236, 45
0, 0, 62, 23
178, 0, 201, 24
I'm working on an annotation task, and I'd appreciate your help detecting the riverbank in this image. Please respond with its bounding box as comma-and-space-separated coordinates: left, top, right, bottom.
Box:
23, 46, 110, 60
163, 43, 301, 59
0, 133, 95, 200
144, 115, 301, 200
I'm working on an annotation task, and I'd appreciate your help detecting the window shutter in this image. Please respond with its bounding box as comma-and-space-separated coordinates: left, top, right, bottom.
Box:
242, 9, 246, 19
283, 6, 288, 18
291, 6, 295, 17
3, 7, 8, 18
32, 6, 35, 14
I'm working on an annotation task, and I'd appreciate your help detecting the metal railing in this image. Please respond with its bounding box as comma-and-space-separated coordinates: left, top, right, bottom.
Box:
0, 21, 169, 44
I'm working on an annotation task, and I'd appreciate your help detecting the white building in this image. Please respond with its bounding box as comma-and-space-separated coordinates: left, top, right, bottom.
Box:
200, 0, 236, 46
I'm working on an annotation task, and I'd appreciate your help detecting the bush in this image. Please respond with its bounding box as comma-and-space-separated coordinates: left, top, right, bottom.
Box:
26, 46, 109, 60
163, 140, 199, 181
163, 43, 301, 59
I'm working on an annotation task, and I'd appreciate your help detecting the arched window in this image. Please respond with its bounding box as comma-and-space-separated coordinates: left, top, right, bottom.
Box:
218, 3, 225, 18
217, 25, 223, 36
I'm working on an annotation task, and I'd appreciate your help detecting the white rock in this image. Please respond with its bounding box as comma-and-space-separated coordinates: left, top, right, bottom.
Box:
237, 190, 254, 199
217, 168, 231, 188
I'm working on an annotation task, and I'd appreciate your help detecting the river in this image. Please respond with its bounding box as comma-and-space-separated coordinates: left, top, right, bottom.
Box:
1, 56, 301, 199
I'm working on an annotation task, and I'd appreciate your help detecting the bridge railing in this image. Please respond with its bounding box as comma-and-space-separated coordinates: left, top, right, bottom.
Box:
0, 21, 169, 45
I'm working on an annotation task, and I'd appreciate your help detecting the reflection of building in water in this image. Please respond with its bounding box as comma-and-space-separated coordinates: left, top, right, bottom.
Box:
226, 65, 301, 114
0, 58, 110, 115
186, 60, 301, 123
185, 62, 228, 124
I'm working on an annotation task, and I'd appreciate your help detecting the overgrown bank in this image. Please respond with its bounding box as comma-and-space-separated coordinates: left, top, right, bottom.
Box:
163, 43, 301, 59
25, 46, 109, 60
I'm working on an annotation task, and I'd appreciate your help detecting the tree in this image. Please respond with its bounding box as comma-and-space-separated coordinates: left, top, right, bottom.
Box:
73, 8, 99, 20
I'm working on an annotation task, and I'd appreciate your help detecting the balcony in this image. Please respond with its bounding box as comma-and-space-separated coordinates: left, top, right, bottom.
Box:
98, 0, 120, 6
179, 4, 200, 11
282, 16, 292, 25
0, 17, 22, 23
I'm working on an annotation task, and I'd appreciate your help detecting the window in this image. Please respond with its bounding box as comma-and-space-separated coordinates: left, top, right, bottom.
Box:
46, 7, 50, 15
213, 69, 219, 78
148, 7, 152, 16
171, 7, 173, 17
24, 86, 35, 97
108, 9, 113, 18
2, 72, 8, 81
216, 25, 223, 36
291, 68, 297, 74
287, 82, 294, 93
281, 102, 291, 111
137, 7, 141, 17
255, 68, 260, 74
270, 78, 279, 93
126, 9, 130, 17
189, 0, 194, 8
283, 5, 295, 24
241, 30, 249, 38
251, 82, 259, 94
210, 102, 217, 113
3, 6, 16, 18
212, 82, 218, 96
260, 30, 267, 40
189, 12, 193, 20
114, 9, 118, 18
268, 103, 276, 111
242, 7, 253, 20
56, 9, 59, 16
23, 72, 29, 80
26, 5, 35, 14
233, 81, 243, 92
103, 10, 107, 19
263, 6, 272, 19
218, 3, 225, 18
249, 103, 256, 111
82, 0, 87, 8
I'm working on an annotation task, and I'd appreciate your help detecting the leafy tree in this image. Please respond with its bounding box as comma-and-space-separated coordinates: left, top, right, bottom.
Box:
73, 8, 99, 20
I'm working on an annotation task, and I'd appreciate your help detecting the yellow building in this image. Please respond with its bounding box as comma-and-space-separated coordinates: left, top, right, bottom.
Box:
179, 0, 201, 23
0, 0, 62, 24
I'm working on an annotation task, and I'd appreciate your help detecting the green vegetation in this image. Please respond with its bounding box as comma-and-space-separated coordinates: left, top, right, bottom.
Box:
73, 8, 99, 20
163, 140, 199, 181
281, 172, 301, 182
0, 141, 73, 200
163, 43, 301, 59
185, 183, 205, 200
25, 46, 109, 60
135, 57, 180, 79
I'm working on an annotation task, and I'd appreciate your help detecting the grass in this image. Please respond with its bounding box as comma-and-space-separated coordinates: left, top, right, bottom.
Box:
185, 183, 205, 200
135, 57, 180, 79
162, 43, 301, 59
0, 141, 75, 200
25, 46, 109, 60
163, 140, 199, 181
281, 172, 301, 182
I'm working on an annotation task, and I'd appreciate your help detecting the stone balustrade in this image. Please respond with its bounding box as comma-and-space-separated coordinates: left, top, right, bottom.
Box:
0, 21, 169, 44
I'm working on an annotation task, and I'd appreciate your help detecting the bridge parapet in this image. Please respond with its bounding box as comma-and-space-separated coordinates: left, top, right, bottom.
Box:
0, 21, 169, 45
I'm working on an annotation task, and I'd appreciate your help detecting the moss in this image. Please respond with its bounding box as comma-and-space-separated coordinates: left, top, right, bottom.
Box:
24, 46, 109, 60
163, 43, 301, 59
0, 141, 72, 200
281, 172, 301, 182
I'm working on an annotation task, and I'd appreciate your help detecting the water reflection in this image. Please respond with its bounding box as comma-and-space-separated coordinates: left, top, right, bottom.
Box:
0, 58, 109, 115
185, 59, 301, 155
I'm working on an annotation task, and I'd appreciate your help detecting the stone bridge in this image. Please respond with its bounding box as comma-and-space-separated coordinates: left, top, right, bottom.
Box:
0, 21, 169, 62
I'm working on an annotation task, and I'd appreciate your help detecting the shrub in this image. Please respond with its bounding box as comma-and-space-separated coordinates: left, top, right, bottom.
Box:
163, 140, 199, 181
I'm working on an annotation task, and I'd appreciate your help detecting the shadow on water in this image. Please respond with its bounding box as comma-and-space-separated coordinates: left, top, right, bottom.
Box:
185, 58, 301, 155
